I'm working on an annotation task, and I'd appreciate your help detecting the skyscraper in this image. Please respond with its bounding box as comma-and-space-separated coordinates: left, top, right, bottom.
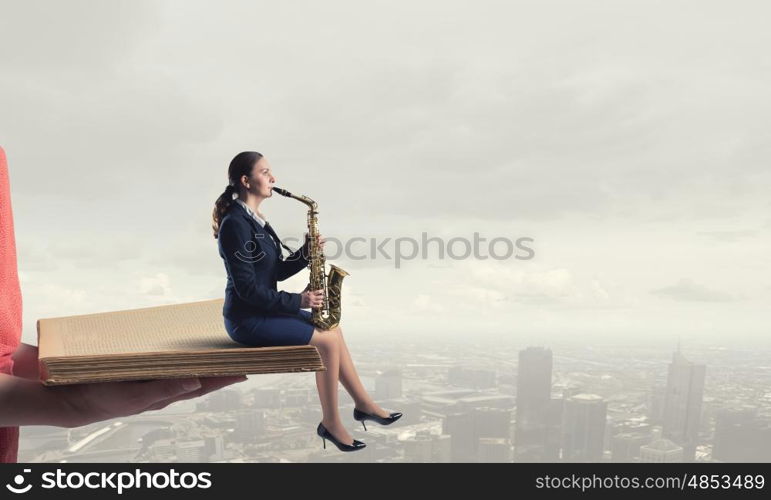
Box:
515, 347, 560, 461
713, 407, 771, 462
561, 394, 607, 462
443, 410, 477, 462
662, 349, 705, 461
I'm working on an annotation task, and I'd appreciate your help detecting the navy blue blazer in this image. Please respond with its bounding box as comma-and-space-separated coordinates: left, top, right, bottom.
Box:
218, 202, 309, 320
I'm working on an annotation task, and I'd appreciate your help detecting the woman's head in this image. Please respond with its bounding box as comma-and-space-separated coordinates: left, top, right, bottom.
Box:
211, 151, 277, 239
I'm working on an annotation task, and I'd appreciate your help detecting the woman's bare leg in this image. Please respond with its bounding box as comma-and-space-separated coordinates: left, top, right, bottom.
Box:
335, 326, 390, 418
308, 328, 354, 445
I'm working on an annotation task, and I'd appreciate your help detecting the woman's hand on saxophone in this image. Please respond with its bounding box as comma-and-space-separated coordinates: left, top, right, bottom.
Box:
303, 232, 326, 250
301, 283, 325, 309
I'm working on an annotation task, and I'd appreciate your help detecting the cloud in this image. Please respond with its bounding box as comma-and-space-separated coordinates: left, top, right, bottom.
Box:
650, 278, 736, 303
412, 294, 445, 313
0, 1, 155, 72
3, 0, 770, 341
46, 233, 144, 267
0, 1, 224, 198
16, 241, 59, 273
467, 263, 580, 305
696, 230, 759, 242
138, 272, 172, 297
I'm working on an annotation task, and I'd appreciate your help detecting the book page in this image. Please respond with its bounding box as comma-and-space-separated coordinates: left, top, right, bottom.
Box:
38, 299, 236, 358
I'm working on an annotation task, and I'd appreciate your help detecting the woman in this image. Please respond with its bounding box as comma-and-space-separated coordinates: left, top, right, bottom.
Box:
212, 151, 402, 452
0, 146, 246, 463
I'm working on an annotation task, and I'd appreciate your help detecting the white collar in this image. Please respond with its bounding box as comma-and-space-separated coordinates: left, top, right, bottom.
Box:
235, 199, 266, 227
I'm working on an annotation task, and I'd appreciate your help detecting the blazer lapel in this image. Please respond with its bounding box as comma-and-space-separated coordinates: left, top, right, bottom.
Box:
236, 206, 279, 256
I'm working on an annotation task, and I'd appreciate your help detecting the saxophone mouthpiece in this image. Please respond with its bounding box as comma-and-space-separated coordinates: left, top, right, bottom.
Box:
272, 186, 290, 197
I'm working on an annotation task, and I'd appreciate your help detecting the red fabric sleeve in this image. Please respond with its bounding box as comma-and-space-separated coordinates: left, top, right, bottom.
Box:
0, 146, 22, 463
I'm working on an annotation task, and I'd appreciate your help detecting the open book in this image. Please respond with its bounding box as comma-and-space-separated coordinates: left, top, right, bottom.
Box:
37, 298, 325, 385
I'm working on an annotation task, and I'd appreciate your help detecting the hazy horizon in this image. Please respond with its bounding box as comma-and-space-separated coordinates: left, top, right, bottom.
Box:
2, 0, 769, 345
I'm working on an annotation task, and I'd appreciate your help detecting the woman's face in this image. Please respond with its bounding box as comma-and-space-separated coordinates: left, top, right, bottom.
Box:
242, 157, 276, 198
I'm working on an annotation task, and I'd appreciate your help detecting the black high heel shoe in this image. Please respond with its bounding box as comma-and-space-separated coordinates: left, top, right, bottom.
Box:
353, 407, 403, 431
317, 423, 366, 452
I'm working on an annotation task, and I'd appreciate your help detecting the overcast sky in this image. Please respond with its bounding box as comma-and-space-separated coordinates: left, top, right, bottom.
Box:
1, 0, 770, 347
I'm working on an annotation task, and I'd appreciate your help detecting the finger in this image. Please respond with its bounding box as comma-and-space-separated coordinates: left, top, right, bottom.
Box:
198, 375, 248, 394
144, 376, 247, 411
125, 378, 203, 410
145, 376, 246, 411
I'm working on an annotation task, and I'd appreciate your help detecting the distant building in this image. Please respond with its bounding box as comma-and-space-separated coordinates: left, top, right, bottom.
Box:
204, 389, 242, 412
233, 410, 265, 442
442, 405, 515, 462
561, 394, 607, 462
459, 395, 515, 411
432, 434, 452, 463
403, 434, 432, 462
515, 347, 560, 462
203, 435, 225, 461
475, 407, 513, 440
174, 438, 206, 463
402, 431, 451, 463
478, 437, 512, 462
611, 432, 652, 462
283, 388, 310, 407
448, 366, 497, 389
375, 369, 403, 400
443, 411, 477, 462
251, 388, 281, 409
640, 428, 683, 463
648, 385, 666, 424
713, 407, 771, 462
421, 389, 477, 417
148, 438, 175, 462
662, 349, 705, 461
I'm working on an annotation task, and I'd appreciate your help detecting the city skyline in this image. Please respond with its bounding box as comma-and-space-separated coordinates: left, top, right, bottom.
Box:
19, 337, 771, 463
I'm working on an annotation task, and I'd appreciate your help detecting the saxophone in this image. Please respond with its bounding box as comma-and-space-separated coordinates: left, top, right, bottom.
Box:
272, 187, 349, 330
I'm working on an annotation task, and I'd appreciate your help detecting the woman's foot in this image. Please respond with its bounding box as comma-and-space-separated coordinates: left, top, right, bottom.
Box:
320, 419, 354, 446
354, 401, 391, 419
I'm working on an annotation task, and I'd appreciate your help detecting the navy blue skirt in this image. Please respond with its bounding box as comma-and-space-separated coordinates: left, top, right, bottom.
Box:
224, 309, 315, 347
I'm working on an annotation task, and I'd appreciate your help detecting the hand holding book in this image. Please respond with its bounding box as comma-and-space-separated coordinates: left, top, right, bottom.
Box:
0, 368, 246, 428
